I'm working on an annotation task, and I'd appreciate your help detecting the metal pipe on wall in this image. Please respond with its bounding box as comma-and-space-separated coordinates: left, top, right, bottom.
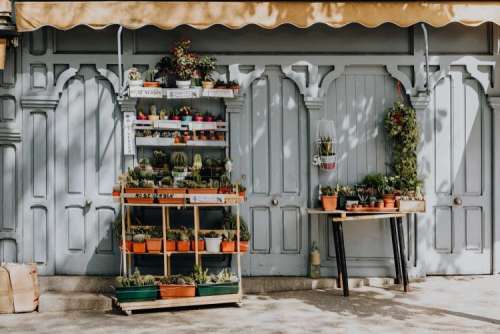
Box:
117, 25, 123, 98
420, 23, 430, 95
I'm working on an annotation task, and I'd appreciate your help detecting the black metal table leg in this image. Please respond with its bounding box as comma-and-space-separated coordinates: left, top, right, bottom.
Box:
390, 217, 402, 285
396, 217, 409, 292
337, 221, 349, 297
332, 221, 343, 289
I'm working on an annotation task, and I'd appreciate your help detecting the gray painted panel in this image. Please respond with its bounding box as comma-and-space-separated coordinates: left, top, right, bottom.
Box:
67, 77, 85, 194
435, 206, 452, 253
1, 96, 15, 121
465, 79, 483, 195
67, 207, 84, 251
251, 77, 269, 194
1, 46, 15, 86
1, 145, 15, 230
428, 23, 490, 54
434, 77, 452, 195
282, 79, 300, 194
465, 207, 482, 251
29, 28, 47, 56
97, 208, 113, 253
282, 207, 300, 253
32, 206, 47, 263
54, 26, 118, 53
0, 239, 17, 262
32, 113, 47, 198
30, 64, 47, 89
251, 207, 270, 253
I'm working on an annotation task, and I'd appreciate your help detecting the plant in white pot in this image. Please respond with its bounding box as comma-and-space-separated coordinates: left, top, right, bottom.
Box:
128, 67, 143, 87
171, 40, 198, 89
204, 231, 222, 253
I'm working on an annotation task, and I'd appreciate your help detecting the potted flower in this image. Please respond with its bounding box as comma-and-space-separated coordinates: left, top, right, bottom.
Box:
179, 106, 192, 122
127, 67, 143, 87
203, 112, 214, 122
227, 80, 240, 94
177, 227, 190, 252
146, 227, 162, 253
170, 108, 181, 121
318, 136, 336, 170
132, 232, 147, 253
221, 230, 235, 253
320, 185, 338, 211
204, 231, 222, 253
382, 175, 399, 208
165, 231, 177, 251
189, 228, 205, 251
115, 268, 156, 303
136, 108, 147, 120
197, 55, 217, 89
171, 40, 198, 88
158, 275, 195, 299
143, 68, 160, 88
193, 112, 204, 122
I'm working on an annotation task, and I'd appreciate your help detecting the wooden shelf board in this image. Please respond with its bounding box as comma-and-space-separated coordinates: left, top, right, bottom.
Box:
122, 202, 241, 207
113, 294, 242, 313
124, 251, 242, 255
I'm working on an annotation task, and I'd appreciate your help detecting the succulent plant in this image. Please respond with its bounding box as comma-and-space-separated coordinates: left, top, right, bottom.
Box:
178, 226, 190, 241
171, 151, 188, 168
128, 67, 142, 81
192, 264, 209, 284
159, 275, 194, 285
166, 231, 178, 241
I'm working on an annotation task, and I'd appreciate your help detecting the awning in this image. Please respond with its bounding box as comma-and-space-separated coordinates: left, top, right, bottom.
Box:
15, 1, 500, 32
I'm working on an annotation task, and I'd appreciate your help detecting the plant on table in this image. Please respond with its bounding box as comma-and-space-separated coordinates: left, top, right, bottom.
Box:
171, 151, 188, 175
227, 80, 240, 94
197, 55, 217, 89
127, 67, 143, 87
171, 40, 198, 88
179, 105, 192, 122
335, 184, 357, 210
170, 108, 181, 121
193, 264, 210, 285
320, 185, 338, 211
132, 231, 147, 253
204, 111, 214, 122
193, 112, 204, 122
143, 68, 160, 87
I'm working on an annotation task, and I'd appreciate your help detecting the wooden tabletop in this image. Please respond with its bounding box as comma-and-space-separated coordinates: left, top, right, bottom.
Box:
307, 208, 410, 222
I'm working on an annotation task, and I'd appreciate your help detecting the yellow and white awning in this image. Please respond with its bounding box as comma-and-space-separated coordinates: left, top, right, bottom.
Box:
14, 1, 500, 32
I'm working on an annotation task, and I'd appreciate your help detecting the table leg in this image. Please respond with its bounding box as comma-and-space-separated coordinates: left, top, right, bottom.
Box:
396, 217, 409, 292
337, 221, 349, 297
332, 222, 342, 289
390, 217, 402, 285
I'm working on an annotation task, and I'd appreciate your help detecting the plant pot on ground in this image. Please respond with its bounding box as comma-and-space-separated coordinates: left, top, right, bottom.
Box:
320, 186, 338, 211
115, 269, 156, 303
204, 231, 222, 253
158, 275, 195, 299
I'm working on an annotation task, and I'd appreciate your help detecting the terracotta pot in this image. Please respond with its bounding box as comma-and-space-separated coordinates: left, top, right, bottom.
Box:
159, 284, 195, 299
143, 81, 160, 87
146, 239, 162, 253
232, 87, 240, 95
112, 191, 120, 197
190, 240, 205, 251
187, 188, 218, 194
125, 188, 155, 194
165, 240, 176, 252
202, 81, 215, 89
321, 195, 338, 211
384, 199, 396, 208
239, 241, 249, 252
221, 241, 235, 252
120, 240, 133, 252
177, 240, 190, 252
183, 135, 191, 143
126, 198, 154, 204
157, 187, 186, 204
376, 200, 385, 209
216, 133, 225, 141
132, 242, 146, 253
194, 115, 204, 122
383, 194, 396, 201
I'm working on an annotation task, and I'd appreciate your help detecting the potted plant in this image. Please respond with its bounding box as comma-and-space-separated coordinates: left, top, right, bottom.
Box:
189, 228, 205, 251
382, 175, 399, 208
170, 108, 181, 121
165, 231, 177, 251
240, 229, 250, 252
182, 131, 191, 143
146, 227, 162, 253
221, 230, 236, 252
136, 108, 147, 120
204, 231, 222, 253
215, 132, 225, 141
203, 112, 214, 122
177, 227, 190, 252
195, 267, 239, 296
318, 136, 336, 170
193, 112, 204, 122
171, 40, 198, 88
320, 185, 338, 211
158, 176, 186, 204
128, 67, 143, 87
115, 268, 156, 303
148, 105, 159, 121
171, 152, 189, 179
143, 68, 160, 87
336, 184, 357, 210
214, 79, 226, 89
198, 131, 207, 141
132, 232, 146, 253
186, 179, 219, 194
180, 106, 192, 122
158, 275, 195, 299
223, 213, 250, 252
227, 80, 240, 94
237, 184, 246, 197
198, 55, 217, 89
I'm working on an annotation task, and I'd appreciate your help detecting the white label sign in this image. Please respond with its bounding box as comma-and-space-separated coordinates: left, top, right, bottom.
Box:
123, 112, 136, 155
165, 88, 201, 99
129, 86, 163, 98
202, 89, 234, 98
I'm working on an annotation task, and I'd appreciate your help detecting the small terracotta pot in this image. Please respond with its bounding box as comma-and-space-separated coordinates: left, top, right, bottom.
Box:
194, 115, 204, 122
165, 240, 176, 252
159, 284, 195, 299
221, 241, 236, 252
120, 240, 133, 252
126, 198, 154, 204
239, 241, 249, 252
143, 81, 160, 87
132, 242, 146, 253
376, 200, 385, 209
177, 240, 190, 252
216, 133, 225, 141
146, 239, 162, 253
125, 188, 156, 194
190, 240, 205, 251
187, 188, 218, 194
202, 81, 215, 89
321, 195, 338, 211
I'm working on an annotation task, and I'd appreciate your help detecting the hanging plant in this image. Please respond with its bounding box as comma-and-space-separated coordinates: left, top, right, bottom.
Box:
384, 101, 422, 194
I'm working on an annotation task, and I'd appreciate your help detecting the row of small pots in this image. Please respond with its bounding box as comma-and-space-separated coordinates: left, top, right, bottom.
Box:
321, 194, 397, 211
123, 239, 249, 253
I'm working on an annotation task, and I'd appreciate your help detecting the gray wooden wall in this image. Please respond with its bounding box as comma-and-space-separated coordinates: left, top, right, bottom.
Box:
1, 23, 499, 276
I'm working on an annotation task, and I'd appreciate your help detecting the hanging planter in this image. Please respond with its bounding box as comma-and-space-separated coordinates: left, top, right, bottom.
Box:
312, 120, 337, 171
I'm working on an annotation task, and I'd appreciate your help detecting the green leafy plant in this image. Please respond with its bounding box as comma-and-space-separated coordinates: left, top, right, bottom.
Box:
128, 68, 141, 81
320, 185, 338, 196
319, 136, 334, 156
171, 40, 198, 81
385, 102, 422, 193
193, 264, 209, 284
144, 68, 157, 82
223, 213, 250, 241
197, 55, 217, 82
178, 226, 190, 241
115, 268, 155, 288
166, 231, 178, 241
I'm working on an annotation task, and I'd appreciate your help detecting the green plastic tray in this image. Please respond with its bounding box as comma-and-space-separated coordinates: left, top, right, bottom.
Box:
115, 285, 157, 303
196, 282, 239, 296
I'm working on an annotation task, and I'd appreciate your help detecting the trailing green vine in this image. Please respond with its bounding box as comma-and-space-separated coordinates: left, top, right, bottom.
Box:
384, 101, 422, 193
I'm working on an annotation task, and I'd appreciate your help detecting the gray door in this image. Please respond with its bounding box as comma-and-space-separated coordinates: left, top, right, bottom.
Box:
240, 67, 308, 275
427, 69, 492, 274
55, 66, 121, 275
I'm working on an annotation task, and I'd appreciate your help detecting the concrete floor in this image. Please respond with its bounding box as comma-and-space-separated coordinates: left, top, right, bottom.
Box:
1, 276, 500, 334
